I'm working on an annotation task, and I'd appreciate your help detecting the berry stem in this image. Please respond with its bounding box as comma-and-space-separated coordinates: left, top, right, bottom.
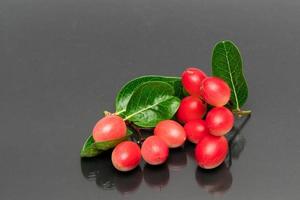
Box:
125, 121, 146, 145
232, 109, 252, 117
104, 111, 112, 116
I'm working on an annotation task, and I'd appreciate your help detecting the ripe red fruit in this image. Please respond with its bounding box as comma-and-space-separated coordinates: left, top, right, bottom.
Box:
154, 120, 186, 148
195, 135, 228, 169
141, 136, 169, 165
176, 96, 207, 124
92, 115, 126, 142
206, 107, 234, 136
201, 77, 231, 107
182, 67, 207, 97
184, 119, 210, 144
111, 141, 141, 172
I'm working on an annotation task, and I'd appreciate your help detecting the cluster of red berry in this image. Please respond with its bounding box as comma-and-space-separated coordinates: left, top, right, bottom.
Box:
92, 67, 234, 172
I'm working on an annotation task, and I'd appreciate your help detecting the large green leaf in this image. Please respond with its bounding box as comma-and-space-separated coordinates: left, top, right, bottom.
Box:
115, 76, 183, 116
80, 135, 102, 158
123, 81, 180, 127
212, 40, 248, 111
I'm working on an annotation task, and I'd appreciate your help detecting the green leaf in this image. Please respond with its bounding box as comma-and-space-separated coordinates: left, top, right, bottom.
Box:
212, 40, 248, 111
94, 129, 133, 151
80, 135, 102, 158
123, 81, 180, 127
115, 76, 183, 116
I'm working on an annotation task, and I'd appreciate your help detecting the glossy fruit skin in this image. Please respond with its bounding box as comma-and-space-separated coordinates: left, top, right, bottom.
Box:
201, 77, 231, 107
92, 115, 127, 142
141, 136, 169, 165
111, 141, 141, 172
176, 96, 207, 124
195, 135, 228, 169
206, 107, 234, 136
184, 119, 210, 144
182, 67, 207, 97
154, 120, 186, 148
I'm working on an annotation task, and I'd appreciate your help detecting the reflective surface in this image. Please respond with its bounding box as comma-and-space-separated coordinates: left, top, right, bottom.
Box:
81, 122, 245, 196
80, 117, 247, 196
1, 0, 300, 199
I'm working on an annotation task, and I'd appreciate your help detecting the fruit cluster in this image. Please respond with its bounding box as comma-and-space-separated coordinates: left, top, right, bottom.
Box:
80, 40, 251, 174
92, 68, 235, 172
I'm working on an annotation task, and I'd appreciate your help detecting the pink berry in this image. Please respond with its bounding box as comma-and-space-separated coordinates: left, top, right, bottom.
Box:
141, 136, 169, 165
195, 135, 228, 169
154, 120, 186, 148
176, 96, 207, 124
206, 107, 234, 136
111, 141, 141, 172
182, 67, 207, 97
93, 115, 126, 142
201, 77, 231, 107
184, 119, 210, 144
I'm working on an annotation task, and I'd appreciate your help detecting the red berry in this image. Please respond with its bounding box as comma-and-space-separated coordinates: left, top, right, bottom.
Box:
195, 135, 228, 169
182, 67, 207, 97
111, 141, 141, 172
206, 107, 234, 136
92, 115, 126, 142
201, 77, 231, 107
184, 119, 210, 144
154, 120, 186, 148
141, 136, 169, 165
176, 96, 207, 124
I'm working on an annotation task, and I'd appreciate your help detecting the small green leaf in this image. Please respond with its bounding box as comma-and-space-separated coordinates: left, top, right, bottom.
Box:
80, 135, 102, 158
123, 81, 180, 127
115, 76, 183, 116
212, 40, 249, 111
94, 129, 133, 151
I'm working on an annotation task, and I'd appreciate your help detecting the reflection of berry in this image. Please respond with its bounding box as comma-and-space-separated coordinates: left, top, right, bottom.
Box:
201, 77, 231, 107
93, 115, 126, 142
196, 164, 232, 195
154, 120, 186, 148
195, 135, 228, 169
168, 148, 187, 171
143, 164, 170, 189
114, 167, 143, 194
206, 107, 234, 136
181, 67, 207, 97
112, 141, 141, 172
184, 119, 210, 144
141, 136, 169, 165
176, 96, 207, 124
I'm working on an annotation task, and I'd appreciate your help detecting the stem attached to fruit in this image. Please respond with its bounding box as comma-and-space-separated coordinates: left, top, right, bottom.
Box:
125, 121, 147, 145
232, 109, 252, 117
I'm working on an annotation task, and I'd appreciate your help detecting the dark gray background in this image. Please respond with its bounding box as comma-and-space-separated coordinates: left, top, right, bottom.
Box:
1, 0, 300, 199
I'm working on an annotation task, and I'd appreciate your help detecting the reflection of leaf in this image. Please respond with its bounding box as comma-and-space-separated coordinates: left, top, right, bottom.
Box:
115, 76, 183, 116
212, 40, 248, 110
123, 81, 180, 127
